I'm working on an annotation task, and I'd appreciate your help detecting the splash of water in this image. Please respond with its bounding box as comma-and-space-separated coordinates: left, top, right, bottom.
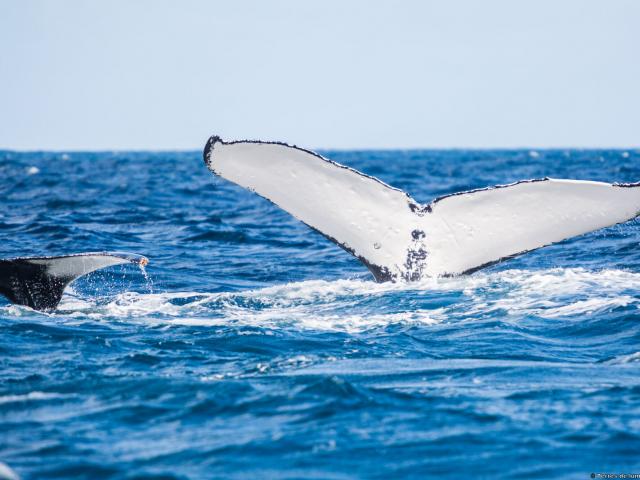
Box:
39, 267, 640, 333
138, 263, 154, 294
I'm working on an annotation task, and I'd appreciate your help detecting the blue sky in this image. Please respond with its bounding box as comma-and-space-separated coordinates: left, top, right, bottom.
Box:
1, 0, 638, 150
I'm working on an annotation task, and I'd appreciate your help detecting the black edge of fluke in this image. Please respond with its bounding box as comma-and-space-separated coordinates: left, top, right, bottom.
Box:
0, 252, 149, 312
429, 178, 551, 206
614, 181, 640, 188
203, 135, 222, 168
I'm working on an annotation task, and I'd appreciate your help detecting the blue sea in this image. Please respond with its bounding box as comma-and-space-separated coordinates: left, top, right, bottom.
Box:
1, 148, 640, 479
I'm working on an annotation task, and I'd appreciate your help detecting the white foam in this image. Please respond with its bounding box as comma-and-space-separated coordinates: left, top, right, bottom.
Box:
606, 351, 640, 364
475, 268, 640, 319
541, 296, 635, 318
9, 267, 639, 331
0, 391, 71, 405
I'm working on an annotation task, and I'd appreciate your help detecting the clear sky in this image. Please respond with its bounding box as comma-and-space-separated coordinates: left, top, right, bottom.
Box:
1, 0, 638, 150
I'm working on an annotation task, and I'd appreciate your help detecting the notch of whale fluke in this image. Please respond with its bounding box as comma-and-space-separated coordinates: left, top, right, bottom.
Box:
0, 252, 149, 311
203, 136, 640, 282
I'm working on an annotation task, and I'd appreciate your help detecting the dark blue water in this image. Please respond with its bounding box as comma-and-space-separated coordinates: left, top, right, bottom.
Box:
1, 149, 640, 479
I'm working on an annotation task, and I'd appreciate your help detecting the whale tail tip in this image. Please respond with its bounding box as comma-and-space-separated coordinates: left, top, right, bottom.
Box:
0, 252, 148, 311
203, 135, 223, 165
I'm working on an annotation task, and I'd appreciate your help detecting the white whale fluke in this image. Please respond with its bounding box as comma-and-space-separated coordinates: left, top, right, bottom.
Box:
203, 136, 640, 282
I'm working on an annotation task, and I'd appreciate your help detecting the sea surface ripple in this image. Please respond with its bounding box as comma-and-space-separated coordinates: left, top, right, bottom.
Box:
1, 148, 640, 479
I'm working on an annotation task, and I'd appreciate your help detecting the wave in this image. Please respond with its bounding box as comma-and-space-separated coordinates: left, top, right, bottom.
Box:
0, 267, 627, 332
605, 351, 640, 364
1, 267, 637, 333
0, 391, 73, 406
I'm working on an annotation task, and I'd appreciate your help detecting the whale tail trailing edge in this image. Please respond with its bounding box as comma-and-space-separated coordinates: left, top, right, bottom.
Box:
204, 136, 640, 282
0, 252, 148, 311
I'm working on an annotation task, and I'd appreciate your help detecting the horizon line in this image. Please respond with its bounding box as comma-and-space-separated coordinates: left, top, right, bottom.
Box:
2, 145, 639, 154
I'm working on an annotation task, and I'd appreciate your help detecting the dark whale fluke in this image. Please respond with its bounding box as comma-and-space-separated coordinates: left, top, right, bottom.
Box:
204, 136, 640, 282
0, 252, 148, 311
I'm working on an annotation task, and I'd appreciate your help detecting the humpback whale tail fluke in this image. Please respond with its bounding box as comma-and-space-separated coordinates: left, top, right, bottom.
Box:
203, 136, 640, 282
0, 252, 148, 311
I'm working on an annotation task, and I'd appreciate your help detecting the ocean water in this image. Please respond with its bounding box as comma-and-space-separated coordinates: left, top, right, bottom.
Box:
1, 148, 640, 479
